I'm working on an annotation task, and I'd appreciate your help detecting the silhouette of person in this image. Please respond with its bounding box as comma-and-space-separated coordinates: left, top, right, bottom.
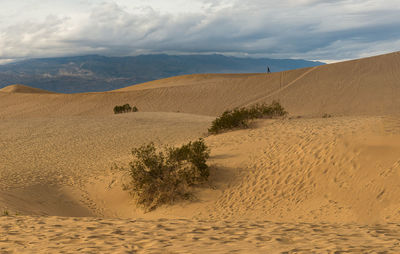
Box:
267, 67, 271, 73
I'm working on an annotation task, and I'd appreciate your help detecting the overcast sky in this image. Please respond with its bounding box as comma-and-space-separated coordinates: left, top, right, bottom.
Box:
0, 0, 399, 63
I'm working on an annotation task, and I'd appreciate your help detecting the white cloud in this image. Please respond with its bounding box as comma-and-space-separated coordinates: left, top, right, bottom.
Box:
0, 0, 399, 61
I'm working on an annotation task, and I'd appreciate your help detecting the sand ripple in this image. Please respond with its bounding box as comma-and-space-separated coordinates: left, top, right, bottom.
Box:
1, 216, 400, 253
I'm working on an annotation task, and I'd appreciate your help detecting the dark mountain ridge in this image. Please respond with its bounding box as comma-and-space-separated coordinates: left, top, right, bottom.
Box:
0, 54, 324, 93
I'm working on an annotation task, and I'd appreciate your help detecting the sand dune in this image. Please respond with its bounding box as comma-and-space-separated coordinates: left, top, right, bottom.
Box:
1, 115, 400, 252
205, 116, 400, 224
0, 112, 212, 217
1, 52, 400, 253
1, 52, 400, 119
113, 51, 400, 117
0, 84, 55, 94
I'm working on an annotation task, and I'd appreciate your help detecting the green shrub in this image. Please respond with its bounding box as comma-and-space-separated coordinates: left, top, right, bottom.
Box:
208, 107, 252, 134
114, 104, 138, 114
208, 101, 287, 134
121, 139, 210, 211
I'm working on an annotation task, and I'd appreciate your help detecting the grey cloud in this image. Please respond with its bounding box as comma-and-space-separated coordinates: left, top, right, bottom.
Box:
0, 0, 399, 61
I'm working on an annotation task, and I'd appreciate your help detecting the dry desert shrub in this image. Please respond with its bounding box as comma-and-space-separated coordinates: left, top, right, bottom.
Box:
114, 104, 138, 114
208, 101, 287, 134
121, 139, 210, 211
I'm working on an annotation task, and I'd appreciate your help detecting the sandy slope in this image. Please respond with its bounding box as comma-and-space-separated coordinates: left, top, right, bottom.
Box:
0, 112, 213, 217
205, 116, 400, 224
0, 84, 55, 94
1, 115, 400, 252
1, 51, 400, 118
1, 52, 400, 253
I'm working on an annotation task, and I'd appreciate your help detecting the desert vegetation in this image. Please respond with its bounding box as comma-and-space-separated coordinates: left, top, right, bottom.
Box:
113, 104, 138, 114
120, 139, 210, 211
208, 101, 287, 134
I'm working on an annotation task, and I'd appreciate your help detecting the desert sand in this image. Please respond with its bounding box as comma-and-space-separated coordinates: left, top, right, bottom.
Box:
1, 52, 400, 253
0, 84, 55, 94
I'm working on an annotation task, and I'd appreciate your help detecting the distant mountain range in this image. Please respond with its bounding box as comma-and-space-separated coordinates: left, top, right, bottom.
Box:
0, 54, 324, 93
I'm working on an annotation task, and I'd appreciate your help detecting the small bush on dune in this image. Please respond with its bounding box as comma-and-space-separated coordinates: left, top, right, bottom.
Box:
208, 107, 252, 134
114, 104, 138, 114
121, 139, 210, 211
258, 101, 287, 117
208, 101, 287, 134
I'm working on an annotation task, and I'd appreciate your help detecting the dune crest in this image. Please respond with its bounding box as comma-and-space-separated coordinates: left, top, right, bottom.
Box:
0, 84, 55, 94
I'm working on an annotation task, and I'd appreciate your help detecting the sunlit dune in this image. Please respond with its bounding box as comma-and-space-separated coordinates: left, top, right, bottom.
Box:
1, 52, 400, 253
0, 84, 55, 94
1, 52, 399, 119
